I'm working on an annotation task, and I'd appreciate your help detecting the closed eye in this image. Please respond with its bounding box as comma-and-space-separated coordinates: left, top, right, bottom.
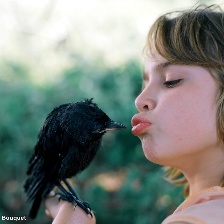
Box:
163, 79, 182, 88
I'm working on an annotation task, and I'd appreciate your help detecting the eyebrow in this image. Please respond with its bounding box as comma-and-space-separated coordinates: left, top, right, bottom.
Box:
156, 61, 173, 70
143, 61, 174, 80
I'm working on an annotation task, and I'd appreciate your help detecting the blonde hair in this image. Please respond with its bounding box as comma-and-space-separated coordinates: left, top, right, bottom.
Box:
145, 5, 224, 196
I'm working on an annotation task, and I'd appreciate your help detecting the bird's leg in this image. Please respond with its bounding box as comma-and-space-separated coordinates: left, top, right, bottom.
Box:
62, 179, 91, 209
55, 181, 77, 205
63, 179, 79, 199
55, 181, 93, 217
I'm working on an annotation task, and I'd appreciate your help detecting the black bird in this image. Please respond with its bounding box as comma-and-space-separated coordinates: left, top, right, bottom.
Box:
24, 98, 125, 219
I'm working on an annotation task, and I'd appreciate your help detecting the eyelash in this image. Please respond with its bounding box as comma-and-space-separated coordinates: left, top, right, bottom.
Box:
163, 79, 182, 88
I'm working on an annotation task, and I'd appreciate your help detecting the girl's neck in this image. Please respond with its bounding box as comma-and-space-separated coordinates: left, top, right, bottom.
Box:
180, 145, 224, 196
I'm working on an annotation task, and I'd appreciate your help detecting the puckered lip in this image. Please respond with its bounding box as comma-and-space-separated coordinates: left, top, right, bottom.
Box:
131, 114, 151, 136
131, 114, 151, 127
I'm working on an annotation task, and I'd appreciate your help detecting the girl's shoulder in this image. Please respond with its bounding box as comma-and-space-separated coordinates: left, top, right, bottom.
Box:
162, 186, 224, 224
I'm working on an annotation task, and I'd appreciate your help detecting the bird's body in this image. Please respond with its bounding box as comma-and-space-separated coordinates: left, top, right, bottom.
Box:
24, 99, 125, 219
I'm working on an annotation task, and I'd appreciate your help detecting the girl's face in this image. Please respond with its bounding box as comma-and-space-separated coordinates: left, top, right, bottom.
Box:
132, 52, 220, 170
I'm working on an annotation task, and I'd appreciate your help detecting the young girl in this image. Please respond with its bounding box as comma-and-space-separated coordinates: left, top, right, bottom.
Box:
45, 4, 224, 224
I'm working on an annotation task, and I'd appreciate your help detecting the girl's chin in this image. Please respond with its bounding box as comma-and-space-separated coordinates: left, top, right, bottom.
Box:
141, 141, 170, 166
141, 142, 157, 163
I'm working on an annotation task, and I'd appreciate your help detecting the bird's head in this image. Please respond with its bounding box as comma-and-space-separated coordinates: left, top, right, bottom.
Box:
65, 99, 126, 144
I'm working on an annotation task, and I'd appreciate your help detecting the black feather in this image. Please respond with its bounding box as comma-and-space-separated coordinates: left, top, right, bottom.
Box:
24, 99, 125, 219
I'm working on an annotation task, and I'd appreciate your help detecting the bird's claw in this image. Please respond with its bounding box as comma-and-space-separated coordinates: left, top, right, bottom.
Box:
56, 191, 93, 217
55, 192, 77, 205
75, 199, 93, 217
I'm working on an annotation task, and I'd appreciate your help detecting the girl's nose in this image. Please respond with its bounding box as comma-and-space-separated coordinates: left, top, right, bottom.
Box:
135, 88, 156, 112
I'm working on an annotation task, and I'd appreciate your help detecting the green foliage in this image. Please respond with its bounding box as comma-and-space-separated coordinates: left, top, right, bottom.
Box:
0, 57, 183, 224
3, 1, 220, 223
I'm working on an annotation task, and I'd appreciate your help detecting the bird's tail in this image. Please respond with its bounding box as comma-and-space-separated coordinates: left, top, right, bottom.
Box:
24, 178, 43, 219
24, 158, 54, 219
29, 193, 42, 219
24, 176, 54, 219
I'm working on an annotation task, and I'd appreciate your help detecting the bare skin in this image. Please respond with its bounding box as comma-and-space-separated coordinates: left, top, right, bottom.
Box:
44, 51, 224, 222
44, 192, 96, 224
134, 52, 224, 196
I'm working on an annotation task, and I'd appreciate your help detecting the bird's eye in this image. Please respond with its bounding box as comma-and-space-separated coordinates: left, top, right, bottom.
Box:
163, 79, 182, 88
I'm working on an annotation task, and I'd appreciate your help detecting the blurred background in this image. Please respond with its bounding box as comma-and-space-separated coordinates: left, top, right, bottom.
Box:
0, 0, 223, 223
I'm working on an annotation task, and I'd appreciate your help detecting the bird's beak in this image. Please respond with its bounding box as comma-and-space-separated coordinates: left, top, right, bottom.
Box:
106, 120, 126, 131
